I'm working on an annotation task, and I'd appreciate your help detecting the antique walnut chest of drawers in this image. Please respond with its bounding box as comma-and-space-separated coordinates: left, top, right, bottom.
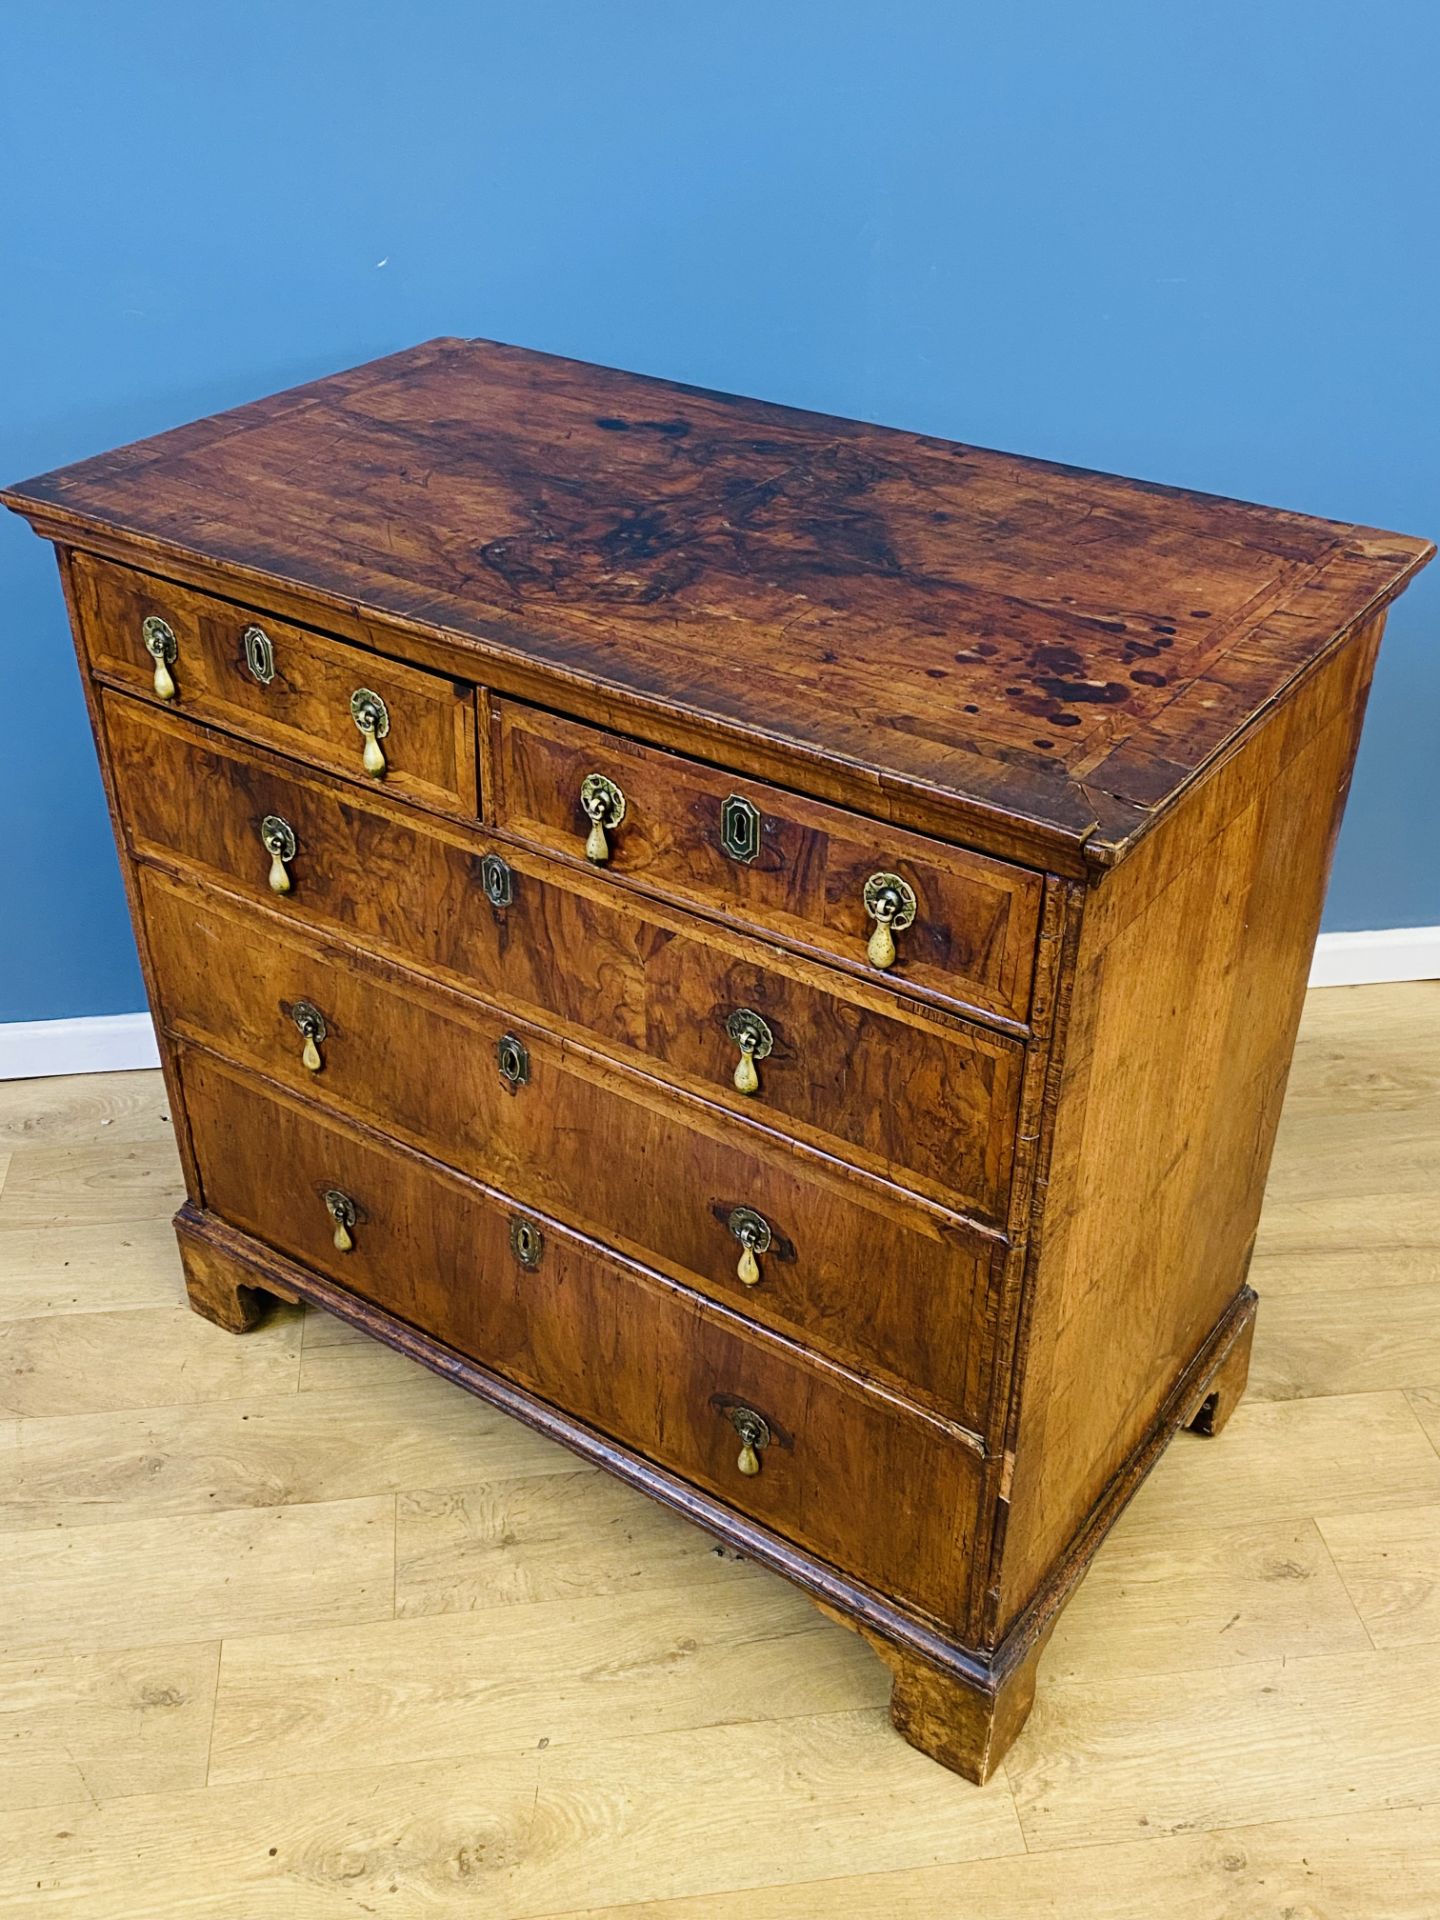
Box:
5, 339, 1431, 1780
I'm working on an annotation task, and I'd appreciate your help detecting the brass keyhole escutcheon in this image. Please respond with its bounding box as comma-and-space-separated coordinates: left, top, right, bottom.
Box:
350, 689, 390, 779
719, 793, 762, 865
243, 624, 276, 685
725, 1008, 773, 1096
863, 872, 918, 970
141, 615, 178, 700
728, 1406, 771, 1477
292, 1000, 327, 1073
260, 815, 297, 894
481, 853, 514, 908
579, 772, 626, 863
728, 1206, 773, 1287
510, 1215, 544, 1270
323, 1188, 357, 1253
496, 1033, 530, 1087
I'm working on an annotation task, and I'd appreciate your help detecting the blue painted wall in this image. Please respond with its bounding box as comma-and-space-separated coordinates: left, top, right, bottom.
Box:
3, 1, 1435, 1022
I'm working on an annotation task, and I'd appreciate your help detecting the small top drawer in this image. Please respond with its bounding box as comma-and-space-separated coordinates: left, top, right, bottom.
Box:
490, 699, 1042, 1027
71, 553, 479, 818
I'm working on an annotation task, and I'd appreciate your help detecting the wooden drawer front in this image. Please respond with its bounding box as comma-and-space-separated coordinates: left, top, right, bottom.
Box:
182, 1050, 981, 1625
491, 699, 1042, 1028
109, 696, 1023, 1219
142, 868, 999, 1423
72, 553, 478, 817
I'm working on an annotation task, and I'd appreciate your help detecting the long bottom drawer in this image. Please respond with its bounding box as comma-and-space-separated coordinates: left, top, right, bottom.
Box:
181, 1049, 981, 1627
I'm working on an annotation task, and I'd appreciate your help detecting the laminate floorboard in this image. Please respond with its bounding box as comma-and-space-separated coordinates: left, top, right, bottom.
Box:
1, 982, 1436, 1917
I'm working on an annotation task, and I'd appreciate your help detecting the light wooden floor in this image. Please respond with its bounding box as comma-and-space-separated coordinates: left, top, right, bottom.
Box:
1, 983, 1437, 1917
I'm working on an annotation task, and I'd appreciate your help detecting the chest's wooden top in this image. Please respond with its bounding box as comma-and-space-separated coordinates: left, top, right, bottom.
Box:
5, 336, 1429, 868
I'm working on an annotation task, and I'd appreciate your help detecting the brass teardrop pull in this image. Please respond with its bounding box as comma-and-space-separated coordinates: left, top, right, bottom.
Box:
260, 815, 297, 894
728, 1406, 771, 1477
323, 1189, 357, 1253
863, 872, 918, 971
579, 772, 626, 863
292, 1000, 327, 1073
728, 1207, 773, 1287
350, 690, 390, 780
725, 1008, 773, 1097
868, 904, 897, 969
141, 616, 178, 701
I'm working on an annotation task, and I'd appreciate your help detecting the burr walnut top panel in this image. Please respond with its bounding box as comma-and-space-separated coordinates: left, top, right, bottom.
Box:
5, 336, 1430, 867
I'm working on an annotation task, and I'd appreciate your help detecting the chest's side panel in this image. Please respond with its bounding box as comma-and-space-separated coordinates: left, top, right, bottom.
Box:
990, 615, 1385, 1640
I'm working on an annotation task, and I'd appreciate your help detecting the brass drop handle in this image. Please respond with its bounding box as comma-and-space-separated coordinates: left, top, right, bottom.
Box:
350, 689, 390, 779
728, 1406, 771, 1477
863, 872, 918, 970
323, 1189, 357, 1253
141, 615, 178, 701
725, 1009, 773, 1097
260, 815, 297, 894
580, 772, 626, 863
292, 1000, 327, 1073
728, 1207, 773, 1287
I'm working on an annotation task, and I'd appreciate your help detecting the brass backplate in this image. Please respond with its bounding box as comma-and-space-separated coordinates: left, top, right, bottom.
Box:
141, 614, 176, 664
727, 1404, 771, 1450
580, 770, 626, 828
350, 688, 390, 740
727, 1205, 773, 1254
322, 1188, 356, 1228
291, 999, 327, 1043
260, 814, 297, 860
864, 871, 918, 931
725, 1007, 774, 1060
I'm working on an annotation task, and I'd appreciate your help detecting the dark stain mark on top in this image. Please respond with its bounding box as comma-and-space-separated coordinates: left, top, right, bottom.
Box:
597, 507, 677, 565
1032, 644, 1087, 676
1035, 678, 1132, 705
595, 416, 693, 437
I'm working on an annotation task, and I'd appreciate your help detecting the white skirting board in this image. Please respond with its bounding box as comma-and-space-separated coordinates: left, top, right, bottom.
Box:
1305, 925, 1440, 990
0, 928, 1436, 1080
0, 1012, 161, 1082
